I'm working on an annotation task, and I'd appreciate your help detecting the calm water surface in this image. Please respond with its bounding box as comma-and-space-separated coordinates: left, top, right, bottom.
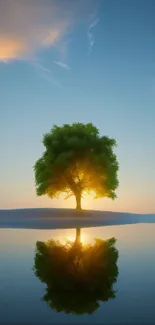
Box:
0, 224, 155, 324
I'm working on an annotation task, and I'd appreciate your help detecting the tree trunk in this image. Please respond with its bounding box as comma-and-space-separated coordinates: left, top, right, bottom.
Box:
75, 192, 82, 210
75, 227, 81, 244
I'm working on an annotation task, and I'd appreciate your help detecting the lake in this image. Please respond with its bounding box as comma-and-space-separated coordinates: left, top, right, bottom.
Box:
0, 224, 155, 324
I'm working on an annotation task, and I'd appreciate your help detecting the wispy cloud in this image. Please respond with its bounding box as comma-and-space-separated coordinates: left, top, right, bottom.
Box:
32, 61, 52, 74
0, 0, 98, 62
0, 0, 99, 85
31, 60, 62, 87
88, 18, 99, 54
53, 60, 69, 70
0, 0, 74, 62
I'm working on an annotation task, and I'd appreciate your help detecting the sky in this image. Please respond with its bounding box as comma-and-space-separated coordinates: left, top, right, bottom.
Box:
0, 0, 155, 213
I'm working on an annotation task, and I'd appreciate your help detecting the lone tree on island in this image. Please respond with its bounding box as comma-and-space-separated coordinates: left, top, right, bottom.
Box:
34, 123, 119, 210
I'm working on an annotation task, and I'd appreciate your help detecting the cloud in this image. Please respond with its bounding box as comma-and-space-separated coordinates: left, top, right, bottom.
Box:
31, 60, 62, 87
53, 61, 69, 70
0, 0, 75, 62
88, 18, 99, 53
0, 0, 99, 86
0, 0, 100, 63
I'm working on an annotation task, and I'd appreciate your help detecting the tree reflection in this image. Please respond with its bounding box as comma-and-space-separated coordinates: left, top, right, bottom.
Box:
33, 229, 119, 315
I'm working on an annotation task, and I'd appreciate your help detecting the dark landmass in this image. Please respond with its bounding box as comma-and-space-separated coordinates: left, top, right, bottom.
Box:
0, 208, 154, 230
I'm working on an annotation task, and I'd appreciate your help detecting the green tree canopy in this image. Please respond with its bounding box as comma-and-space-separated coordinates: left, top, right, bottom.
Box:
34, 123, 119, 210
33, 235, 119, 315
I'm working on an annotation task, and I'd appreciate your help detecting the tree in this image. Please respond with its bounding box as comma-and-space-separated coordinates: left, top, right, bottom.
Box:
34, 123, 119, 210
33, 235, 119, 315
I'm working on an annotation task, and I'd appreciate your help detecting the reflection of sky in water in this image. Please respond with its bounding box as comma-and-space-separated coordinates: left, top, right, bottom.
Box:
0, 224, 155, 324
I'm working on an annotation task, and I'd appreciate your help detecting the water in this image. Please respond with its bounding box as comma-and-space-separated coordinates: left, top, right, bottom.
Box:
0, 224, 155, 324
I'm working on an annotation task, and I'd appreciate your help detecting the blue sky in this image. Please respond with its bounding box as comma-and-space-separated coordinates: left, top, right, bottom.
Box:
0, 0, 155, 213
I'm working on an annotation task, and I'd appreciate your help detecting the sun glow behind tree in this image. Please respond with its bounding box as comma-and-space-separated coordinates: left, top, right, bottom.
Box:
34, 123, 119, 210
